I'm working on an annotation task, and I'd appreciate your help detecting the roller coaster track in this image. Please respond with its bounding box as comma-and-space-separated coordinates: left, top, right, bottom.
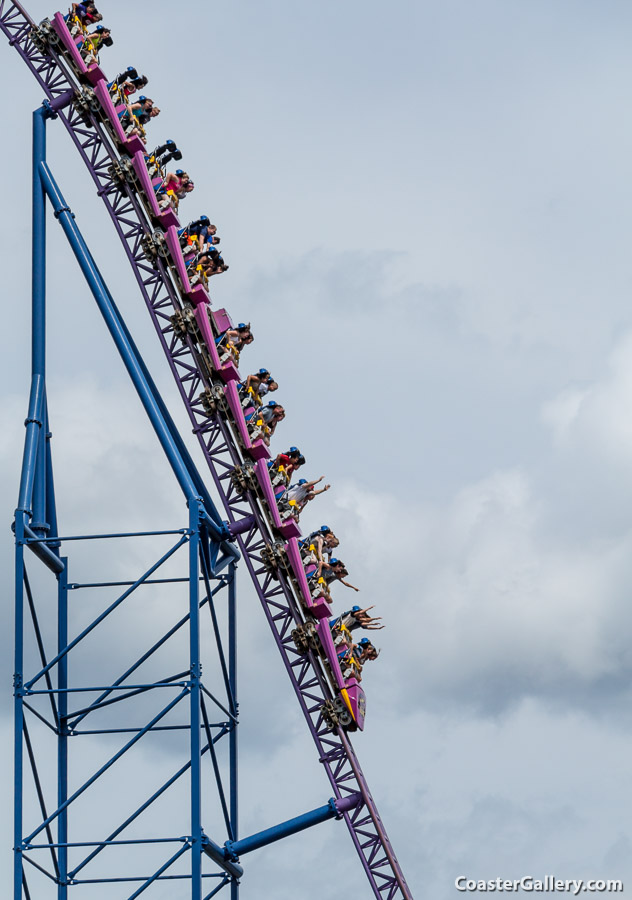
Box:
1, 4, 413, 897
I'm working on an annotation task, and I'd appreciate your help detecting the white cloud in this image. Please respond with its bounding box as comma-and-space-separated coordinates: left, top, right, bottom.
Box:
328, 469, 632, 714
543, 333, 632, 467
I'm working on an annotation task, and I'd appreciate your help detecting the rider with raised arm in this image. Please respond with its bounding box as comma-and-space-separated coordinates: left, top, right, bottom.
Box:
287, 476, 330, 512
330, 606, 384, 633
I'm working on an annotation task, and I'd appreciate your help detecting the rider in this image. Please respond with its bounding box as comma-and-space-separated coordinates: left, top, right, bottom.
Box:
216, 323, 253, 364
300, 525, 339, 575
70, 2, 99, 19
318, 558, 360, 593
249, 401, 285, 445
271, 447, 305, 478
81, 23, 112, 64
268, 447, 305, 498
179, 217, 217, 253
207, 253, 228, 277
108, 67, 148, 105
357, 637, 380, 665
67, 2, 102, 34
189, 249, 228, 286
158, 170, 194, 211
339, 638, 379, 682
239, 369, 278, 407
121, 96, 161, 137
258, 400, 286, 431
145, 141, 182, 179
286, 476, 330, 512
330, 606, 384, 633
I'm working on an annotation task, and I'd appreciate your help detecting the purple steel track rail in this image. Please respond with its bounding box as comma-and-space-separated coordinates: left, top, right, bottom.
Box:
1, 4, 413, 897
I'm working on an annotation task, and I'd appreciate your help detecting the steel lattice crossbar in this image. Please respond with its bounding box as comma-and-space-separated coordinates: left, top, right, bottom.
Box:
2, 3, 413, 898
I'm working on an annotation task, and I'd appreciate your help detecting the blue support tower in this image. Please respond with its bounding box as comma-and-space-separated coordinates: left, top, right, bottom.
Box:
13, 106, 243, 899
12, 102, 371, 900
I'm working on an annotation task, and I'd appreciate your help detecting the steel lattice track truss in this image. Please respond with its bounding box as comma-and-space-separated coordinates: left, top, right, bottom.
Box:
3, 2, 413, 898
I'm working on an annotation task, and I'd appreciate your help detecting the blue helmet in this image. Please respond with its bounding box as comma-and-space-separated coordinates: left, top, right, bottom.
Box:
330, 558, 339, 566
258, 367, 269, 376
238, 323, 247, 330
320, 525, 330, 533
298, 479, 307, 485
138, 95, 147, 102
289, 446, 299, 453
267, 400, 278, 407
200, 215, 209, 224
352, 605, 361, 612
175, 168, 184, 176
359, 638, 370, 647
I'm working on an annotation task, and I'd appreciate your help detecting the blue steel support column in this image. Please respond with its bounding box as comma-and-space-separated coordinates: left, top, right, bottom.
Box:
228, 563, 239, 900
32, 415, 48, 536
190, 501, 203, 900
13, 515, 25, 900
17, 376, 45, 518
31, 107, 47, 537
45, 409, 60, 552
57, 559, 68, 900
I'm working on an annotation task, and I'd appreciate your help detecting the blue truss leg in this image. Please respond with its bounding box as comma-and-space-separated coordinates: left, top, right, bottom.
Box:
189, 500, 203, 900
31, 108, 47, 538
58, 560, 68, 899
32, 408, 48, 537
44, 400, 60, 554
14, 102, 49, 900
16, 375, 45, 521
228, 564, 239, 900
14, 515, 25, 900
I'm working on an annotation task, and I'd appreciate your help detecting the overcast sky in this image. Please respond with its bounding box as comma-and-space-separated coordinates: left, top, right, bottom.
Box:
2, 0, 632, 897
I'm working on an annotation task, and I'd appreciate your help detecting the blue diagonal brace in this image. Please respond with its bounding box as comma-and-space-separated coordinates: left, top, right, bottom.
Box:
223, 794, 361, 862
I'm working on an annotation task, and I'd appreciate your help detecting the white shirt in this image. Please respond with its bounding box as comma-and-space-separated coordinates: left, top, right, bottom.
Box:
287, 483, 310, 503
